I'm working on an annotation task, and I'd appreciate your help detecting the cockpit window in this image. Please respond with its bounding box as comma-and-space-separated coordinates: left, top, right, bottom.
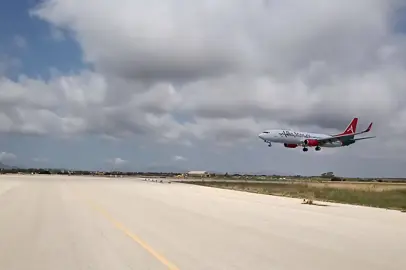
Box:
263, 131, 269, 133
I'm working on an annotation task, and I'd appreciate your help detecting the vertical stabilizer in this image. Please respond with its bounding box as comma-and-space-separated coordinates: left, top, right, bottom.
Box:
338, 118, 358, 138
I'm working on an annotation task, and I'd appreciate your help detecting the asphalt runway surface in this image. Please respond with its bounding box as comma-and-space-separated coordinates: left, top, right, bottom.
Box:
0, 175, 405, 270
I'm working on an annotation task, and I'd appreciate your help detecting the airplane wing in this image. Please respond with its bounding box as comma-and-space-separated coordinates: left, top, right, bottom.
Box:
310, 122, 373, 144
351, 136, 376, 141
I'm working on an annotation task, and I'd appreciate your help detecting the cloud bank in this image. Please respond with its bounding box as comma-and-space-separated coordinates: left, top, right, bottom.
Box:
1, 0, 406, 173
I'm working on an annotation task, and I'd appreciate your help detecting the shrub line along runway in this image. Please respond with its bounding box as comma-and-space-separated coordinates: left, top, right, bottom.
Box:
0, 175, 405, 270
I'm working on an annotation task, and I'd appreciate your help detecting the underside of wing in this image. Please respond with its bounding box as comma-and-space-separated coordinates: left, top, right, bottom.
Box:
352, 136, 376, 141
317, 134, 352, 144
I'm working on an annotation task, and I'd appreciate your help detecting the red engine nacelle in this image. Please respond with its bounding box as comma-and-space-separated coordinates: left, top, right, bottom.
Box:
304, 139, 319, 147
284, 143, 298, 148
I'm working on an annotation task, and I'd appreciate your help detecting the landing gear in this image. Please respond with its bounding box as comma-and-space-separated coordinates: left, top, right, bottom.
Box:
267, 141, 272, 147
302, 146, 321, 152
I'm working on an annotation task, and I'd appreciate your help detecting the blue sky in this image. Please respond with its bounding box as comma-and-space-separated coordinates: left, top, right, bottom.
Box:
0, 0, 92, 169
0, 0, 84, 79
1, 0, 406, 177
0, 0, 131, 170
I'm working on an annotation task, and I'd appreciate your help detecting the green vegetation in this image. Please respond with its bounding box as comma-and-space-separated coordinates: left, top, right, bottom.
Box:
184, 181, 406, 211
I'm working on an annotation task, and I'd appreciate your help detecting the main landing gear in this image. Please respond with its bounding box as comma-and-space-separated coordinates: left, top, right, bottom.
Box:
302, 146, 321, 152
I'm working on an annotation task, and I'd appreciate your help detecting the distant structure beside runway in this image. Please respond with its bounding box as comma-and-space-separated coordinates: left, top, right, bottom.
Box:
187, 171, 208, 176
174, 171, 210, 179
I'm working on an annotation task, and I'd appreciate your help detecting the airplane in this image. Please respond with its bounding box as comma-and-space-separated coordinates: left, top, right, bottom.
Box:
258, 117, 375, 152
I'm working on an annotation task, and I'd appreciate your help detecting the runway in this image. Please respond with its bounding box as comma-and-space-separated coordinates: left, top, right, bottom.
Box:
0, 175, 405, 270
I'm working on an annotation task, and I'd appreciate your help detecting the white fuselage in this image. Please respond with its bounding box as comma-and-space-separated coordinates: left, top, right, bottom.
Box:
258, 129, 344, 148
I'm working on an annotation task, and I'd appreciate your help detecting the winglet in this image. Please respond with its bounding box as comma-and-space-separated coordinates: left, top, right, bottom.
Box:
364, 122, 373, 133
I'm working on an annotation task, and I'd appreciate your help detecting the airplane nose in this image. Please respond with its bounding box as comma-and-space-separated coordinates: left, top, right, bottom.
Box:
258, 133, 264, 139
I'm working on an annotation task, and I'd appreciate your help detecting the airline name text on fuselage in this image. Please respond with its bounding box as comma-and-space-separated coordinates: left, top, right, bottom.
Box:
278, 130, 323, 139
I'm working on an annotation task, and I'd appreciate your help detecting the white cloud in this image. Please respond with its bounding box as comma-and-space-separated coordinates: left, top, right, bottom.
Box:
32, 157, 49, 163
173, 155, 186, 162
0, 152, 16, 162
0, 55, 21, 76
0, 0, 402, 168
49, 27, 65, 41
13, 35, 27, 49
106, 157, 128, 166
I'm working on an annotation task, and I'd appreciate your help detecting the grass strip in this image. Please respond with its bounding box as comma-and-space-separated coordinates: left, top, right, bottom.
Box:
184, 181, 406, 211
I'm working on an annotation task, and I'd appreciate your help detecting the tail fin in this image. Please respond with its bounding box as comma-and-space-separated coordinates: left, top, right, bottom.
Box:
339, 118, 358, 136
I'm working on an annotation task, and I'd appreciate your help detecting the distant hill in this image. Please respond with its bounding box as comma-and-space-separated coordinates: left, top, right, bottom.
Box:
0, 162, 11, 169
0, 162, 18, 169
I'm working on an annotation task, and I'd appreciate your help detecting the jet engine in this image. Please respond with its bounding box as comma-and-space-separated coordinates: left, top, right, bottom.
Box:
303, 139, 319, 147
284, 143, 298, 148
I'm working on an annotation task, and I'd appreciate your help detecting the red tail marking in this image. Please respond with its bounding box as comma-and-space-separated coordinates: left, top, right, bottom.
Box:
340, 118, 358, 135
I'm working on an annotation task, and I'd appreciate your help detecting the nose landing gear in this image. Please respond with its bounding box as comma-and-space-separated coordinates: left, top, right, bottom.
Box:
265, 140, 272, 147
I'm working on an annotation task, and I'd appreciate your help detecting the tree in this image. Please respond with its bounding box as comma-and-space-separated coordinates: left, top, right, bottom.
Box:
321, 172, 334, 178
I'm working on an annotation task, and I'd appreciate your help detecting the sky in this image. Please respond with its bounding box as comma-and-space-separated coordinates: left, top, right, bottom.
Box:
1, 0, 406, 177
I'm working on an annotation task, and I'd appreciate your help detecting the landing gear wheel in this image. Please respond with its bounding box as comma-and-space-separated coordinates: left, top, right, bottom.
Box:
268, 144, 272, 147
302, 147, 308, 152
315, 146, 321, 151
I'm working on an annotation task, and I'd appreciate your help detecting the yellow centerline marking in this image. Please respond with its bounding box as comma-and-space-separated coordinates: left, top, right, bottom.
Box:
75, 190, 180, 270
